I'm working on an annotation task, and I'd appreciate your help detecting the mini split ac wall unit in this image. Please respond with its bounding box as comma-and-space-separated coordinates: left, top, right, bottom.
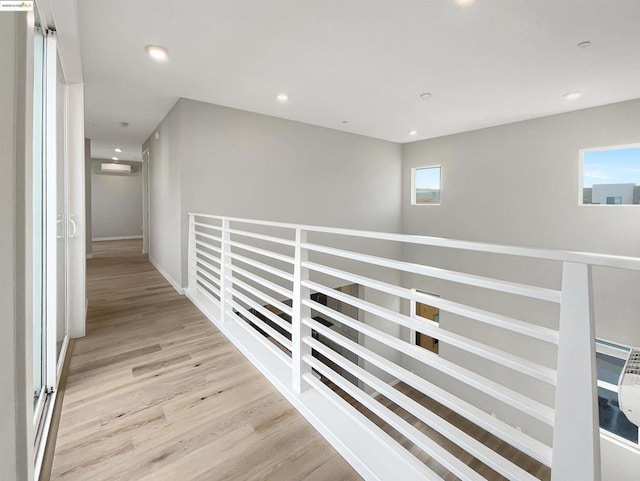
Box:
101, 163, 131, 174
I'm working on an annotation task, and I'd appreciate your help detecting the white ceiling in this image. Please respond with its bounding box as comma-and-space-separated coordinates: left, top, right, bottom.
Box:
77, 0, 640, 161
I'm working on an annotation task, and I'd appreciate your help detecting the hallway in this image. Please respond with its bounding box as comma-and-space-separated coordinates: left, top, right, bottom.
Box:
49, 240, 361, 481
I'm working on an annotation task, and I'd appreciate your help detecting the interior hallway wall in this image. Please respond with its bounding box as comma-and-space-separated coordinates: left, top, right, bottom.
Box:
90, 159, 143, 240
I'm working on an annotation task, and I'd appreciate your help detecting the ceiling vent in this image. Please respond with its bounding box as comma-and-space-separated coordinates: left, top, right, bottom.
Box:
101, 163, 131, 174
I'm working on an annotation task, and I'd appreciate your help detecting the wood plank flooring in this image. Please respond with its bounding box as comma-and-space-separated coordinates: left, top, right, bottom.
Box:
49, 240, 361, 481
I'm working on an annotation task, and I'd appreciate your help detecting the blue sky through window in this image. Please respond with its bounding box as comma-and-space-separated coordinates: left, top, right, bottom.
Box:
415, 167, 440, 190
583, 146, 640, 188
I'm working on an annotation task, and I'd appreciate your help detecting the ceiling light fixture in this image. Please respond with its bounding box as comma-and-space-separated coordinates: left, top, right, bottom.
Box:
420, 92, 432, 100
454, 0, 475, 5
112, 156, 119, 161
114, 148, 123, 153
276, 93, 289, 103
563, 91, 582, 100
409, 130, 418, 136
145, 45, 169, 62
577, 41, 592, 49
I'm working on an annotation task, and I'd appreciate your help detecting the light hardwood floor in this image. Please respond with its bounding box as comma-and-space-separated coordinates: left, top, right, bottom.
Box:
49, 240, 361, 481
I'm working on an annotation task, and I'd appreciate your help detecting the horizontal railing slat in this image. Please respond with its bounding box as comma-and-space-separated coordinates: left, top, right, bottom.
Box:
195, 247, 221, 265
228, 239, 295, 265
305, 333, 541, 481
303, 299, 554, 426
193, 221, 223, 232
231, 287, 292, 334
303, 243, 561, 303
228, 227, 296, 247
230, 298, 292, 351
227, 274, 293, 317
304, 260, 559, 344
196, 258, 221, 278
195, 239, 222, 254
303, 280, 557, 385
229, 251, 294, 282
197, 268, 221, 289
195, 230, 222, 243
196, 278, 221, 304
231, 264, 293, 301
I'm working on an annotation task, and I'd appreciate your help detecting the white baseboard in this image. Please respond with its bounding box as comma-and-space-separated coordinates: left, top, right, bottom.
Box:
149, 256, 184, 295
92, 235, 143, 241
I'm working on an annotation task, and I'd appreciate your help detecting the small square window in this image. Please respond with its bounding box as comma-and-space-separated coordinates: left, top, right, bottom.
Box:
581, 145, 640, 205
412, 166, 441, 205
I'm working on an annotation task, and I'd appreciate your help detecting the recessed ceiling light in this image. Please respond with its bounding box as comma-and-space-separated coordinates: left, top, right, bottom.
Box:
409, 130, 418, 136
454, 0, 475, 5
342, 120, 349, 124
276, 93, 289, 103
420, 92, 432, 100
563, 91, 582, 100
577, 41, 592, 49
120, 122, 129, 128
114, 148, 122, 153
145, 45, 169, 62
112, 156, 119, 161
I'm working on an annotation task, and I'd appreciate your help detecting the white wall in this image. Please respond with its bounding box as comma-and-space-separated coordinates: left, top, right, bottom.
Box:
90, 159, 143, 239
142, 101, 183, 289
145, 98, 403, 289
0, 12, 34, 481
402, 99, 640, 480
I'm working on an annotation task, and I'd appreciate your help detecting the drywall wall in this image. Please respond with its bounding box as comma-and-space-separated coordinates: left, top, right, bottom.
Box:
0, 12, 33, 481
176, 98, 403, 283
142, 101, 183, 290
401, 99, 640, 478
90, 159, 143, 239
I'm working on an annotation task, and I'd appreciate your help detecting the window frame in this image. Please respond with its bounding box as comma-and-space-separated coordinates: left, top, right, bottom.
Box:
579, 143, 640, 207
411, 165, 442, 206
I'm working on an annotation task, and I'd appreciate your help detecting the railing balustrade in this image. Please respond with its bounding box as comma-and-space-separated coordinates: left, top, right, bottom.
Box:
185, 213, 640, 481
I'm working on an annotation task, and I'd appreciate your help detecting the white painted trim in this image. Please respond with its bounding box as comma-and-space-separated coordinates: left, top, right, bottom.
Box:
149, 256, 184, 295
92, 235, 143, 241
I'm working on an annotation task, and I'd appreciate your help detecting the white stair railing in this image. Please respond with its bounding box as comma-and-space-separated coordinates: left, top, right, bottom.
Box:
186, 213, 640, 481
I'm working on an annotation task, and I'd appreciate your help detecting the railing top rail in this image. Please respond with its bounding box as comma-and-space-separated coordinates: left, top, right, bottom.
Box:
189, 213, 640, 271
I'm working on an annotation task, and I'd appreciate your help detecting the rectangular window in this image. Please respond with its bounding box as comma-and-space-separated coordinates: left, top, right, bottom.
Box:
581, 145, 640, 205
412, 166, 441, 205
